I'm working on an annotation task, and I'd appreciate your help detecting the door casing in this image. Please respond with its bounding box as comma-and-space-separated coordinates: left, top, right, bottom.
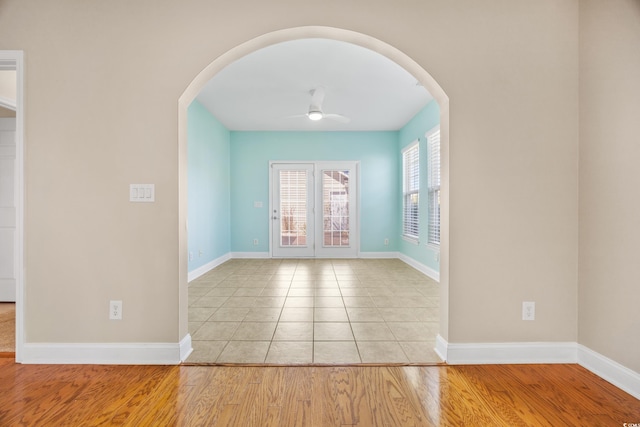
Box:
0, 51, 24, 362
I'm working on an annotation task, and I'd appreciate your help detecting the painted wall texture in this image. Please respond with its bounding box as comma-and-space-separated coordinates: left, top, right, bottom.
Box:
578, 0, 640, 373
3, 0, 632, 373
188, 101, 439, 267
229, 131, 399, 254
398, 99, 440, 270
187, 100, 230, 272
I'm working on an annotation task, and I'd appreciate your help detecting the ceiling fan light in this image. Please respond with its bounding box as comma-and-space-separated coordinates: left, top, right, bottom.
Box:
308, 111, 323, 121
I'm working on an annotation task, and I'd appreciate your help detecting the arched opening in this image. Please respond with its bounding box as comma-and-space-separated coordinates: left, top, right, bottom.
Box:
178, 26, 449, 363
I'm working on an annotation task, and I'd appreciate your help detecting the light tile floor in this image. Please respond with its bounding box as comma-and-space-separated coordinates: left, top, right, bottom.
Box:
186, 258, 442, 364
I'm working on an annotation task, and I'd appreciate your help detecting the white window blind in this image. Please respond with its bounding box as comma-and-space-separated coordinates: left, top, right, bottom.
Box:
402, 142, 420, 240
427, 127, 441, 246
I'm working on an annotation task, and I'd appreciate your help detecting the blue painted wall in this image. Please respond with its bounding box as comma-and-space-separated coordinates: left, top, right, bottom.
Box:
187, 100, 440, 274
398, 100, 440, 271
187, 100, 231, 271
229, 131, 399, 253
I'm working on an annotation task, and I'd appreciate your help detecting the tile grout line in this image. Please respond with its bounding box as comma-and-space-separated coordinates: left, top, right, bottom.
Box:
337, 260, 363, 363
188, 258, 440, 364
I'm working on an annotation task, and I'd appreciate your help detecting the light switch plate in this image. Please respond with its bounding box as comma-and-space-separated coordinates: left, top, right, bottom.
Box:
130, 184, 155, 202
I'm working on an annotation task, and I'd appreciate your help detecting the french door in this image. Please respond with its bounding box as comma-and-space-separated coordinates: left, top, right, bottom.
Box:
271, 162, 358, 258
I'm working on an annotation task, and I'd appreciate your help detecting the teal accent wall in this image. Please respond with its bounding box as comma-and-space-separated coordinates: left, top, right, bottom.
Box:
398, 99, 440, 271
229, 131, 399, 253
188, 100, 440, 274
187, 100, 231, 271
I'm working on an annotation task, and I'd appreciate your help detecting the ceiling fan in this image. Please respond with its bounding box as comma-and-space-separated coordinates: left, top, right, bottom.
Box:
290, 86, 351, 123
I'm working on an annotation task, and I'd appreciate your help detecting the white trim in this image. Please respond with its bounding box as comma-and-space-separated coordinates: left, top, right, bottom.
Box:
180, 334, 193, 362
187, 253, 232, 282
359, 251, 398, 259
0, 51, 24, 363
445, 340, 577, 365
436, 337, 640, 398
398, 252, 440, 282
435, 334, 448, 361
426, 125, 441, 246
21, 342, 186, 365
402, 235, 419, 245
578, 344, 640, 400
231, 251, 270, 259
0, 95, 16, 111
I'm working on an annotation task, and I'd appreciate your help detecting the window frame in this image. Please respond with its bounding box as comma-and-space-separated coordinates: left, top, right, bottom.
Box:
402, 140, 420, 244
426, 125, 441, 247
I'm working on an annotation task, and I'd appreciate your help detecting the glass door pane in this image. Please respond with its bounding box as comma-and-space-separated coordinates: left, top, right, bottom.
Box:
280, 170, 308, 247
322, 170, 350, 247
315, 162, 358, 258
271, 163, 314, 258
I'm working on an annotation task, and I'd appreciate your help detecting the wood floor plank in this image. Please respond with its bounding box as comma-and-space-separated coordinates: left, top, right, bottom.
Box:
292, 399, 312, 427
0, 360, 638, 426
455, 365, 557, 426
281, 368, 313, 426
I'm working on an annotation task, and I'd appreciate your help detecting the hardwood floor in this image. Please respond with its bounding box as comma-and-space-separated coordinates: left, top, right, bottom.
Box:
0, 359, 637, 426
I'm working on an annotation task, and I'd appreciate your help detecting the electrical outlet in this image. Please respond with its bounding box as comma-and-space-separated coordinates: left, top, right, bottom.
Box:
110, 300, 123, 320
384, 238, 389, 246
199, 249, 204, 257
522, 301, 535, 321
189, 251, 193, 261
253, 238, 259, 246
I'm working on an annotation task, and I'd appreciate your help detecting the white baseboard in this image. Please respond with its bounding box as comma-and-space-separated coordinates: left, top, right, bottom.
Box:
188, 253, 232, 282
435, 334, 448, 361
180, 333, 193, 362
231, 251, 270, 259
359, 251, 398, 258
577, 344, 640, 400
397, 253, 440, 282
437, 336, 640, 399
443, 339, 577, 365
21, 341, 187, 365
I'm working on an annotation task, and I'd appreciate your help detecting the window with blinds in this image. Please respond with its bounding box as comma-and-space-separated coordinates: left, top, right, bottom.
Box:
427, 126, 441, 246
402, 141, 420, 241
279, 170, 308, 247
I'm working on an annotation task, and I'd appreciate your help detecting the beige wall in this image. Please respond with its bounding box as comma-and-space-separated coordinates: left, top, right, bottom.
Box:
0, 1, 580, 350
579, 0, 640, 373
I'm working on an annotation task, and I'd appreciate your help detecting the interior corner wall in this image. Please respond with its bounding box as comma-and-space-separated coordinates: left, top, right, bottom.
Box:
187, 100, 231, 272
578, 0, 640, 373
229, 131, 399, 254
398, 100, 440, 271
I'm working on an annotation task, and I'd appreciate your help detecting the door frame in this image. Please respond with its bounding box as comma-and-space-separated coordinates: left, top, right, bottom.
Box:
269, 160, 360, 258
0, 51, 24, 362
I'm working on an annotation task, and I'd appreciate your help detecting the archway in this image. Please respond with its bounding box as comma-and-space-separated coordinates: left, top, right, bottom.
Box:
177, 26, 449, 361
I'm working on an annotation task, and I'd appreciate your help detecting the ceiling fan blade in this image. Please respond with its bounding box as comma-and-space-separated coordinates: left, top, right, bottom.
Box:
323, 113, 351, 123
310, 86, 326, 110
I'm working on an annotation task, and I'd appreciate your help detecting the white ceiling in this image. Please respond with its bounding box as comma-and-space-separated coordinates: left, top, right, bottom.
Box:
196, 39, 433, 131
